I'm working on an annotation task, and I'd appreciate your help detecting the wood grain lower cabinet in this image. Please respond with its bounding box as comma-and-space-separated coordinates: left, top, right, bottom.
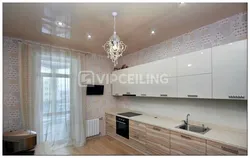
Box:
170, 131, 206, 155
129, 120, 147, 153
105, 113, 247, 156
105, 114, 116, 137
145, 124, 170, 155
207, 140, 247, 155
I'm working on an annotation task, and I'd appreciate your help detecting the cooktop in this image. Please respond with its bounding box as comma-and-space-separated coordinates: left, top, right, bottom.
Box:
118, 112, 142, 117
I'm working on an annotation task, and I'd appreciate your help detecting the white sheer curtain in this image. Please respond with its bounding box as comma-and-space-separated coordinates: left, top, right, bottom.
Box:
19, 43, 86, 150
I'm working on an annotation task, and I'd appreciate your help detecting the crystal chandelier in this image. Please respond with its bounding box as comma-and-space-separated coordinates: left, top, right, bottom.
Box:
103, 12, 127, 66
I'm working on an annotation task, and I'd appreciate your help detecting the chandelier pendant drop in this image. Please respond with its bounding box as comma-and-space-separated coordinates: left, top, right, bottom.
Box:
103, 12, 127, 66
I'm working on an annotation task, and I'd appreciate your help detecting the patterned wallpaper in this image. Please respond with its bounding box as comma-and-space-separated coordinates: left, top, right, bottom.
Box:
84, 53, 116, 135
3, 37, 116, 135
3, 38, 22, 132
117, 12, 247, 67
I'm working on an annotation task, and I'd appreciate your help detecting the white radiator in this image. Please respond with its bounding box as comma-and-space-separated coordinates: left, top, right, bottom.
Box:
86, 118, 100, 137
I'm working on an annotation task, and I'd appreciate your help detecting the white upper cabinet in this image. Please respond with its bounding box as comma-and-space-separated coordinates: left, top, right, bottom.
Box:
146, 57, 177, 78
154, 77, 177, 97
133, 77, 177, 97
212, 39, 247, 100
111, 70, 124, 95
125, 57, 177, 81
177, 48, 212, 76
177, 74, 212, 99
111, 39, 247, 100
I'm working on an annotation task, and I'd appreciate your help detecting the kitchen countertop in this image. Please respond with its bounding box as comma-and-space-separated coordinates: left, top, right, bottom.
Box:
105, 108, 247, 150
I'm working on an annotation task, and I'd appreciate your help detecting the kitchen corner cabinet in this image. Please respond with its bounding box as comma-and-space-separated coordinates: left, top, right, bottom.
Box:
212, 40, 247, 100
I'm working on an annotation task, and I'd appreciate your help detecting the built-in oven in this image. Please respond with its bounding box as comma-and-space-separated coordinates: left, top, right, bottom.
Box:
116, 116, 129, 139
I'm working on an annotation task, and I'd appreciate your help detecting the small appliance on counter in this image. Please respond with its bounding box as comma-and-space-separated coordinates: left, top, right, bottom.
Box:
116, 112, 142, 139
3, 130, 37, 155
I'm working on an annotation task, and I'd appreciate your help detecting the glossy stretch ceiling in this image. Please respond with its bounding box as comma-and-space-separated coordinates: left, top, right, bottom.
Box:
3, 3, 247, 55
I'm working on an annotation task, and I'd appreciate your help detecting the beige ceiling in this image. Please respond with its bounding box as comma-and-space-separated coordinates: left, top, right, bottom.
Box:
3, 3, 247, 55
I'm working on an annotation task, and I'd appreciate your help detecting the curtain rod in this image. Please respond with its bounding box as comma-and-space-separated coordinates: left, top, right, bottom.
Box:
4, 36, 106, 57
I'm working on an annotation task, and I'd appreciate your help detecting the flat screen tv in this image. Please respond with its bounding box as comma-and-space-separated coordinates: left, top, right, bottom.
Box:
86, 85, 104, 95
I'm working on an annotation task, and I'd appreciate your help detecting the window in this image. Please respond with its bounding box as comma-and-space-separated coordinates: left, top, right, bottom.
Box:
41, 55, 71, 142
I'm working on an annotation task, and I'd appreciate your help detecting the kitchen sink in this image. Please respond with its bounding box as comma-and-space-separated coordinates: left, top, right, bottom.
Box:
176, 124, 210, 134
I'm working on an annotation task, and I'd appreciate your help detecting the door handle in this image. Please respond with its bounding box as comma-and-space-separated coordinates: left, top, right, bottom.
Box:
228, 95, 245, 99
187, 95, 198, 97
160, 94, 168, 97
181, 135, 191, 140
221, 146, 239, 154
153, 127, 161, 131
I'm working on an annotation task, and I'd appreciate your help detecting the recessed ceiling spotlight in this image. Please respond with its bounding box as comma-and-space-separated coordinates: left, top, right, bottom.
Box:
180, 2, 185, 4
87, 34, 92, 39
151, 30, 155, 35
55, 21, 65, 27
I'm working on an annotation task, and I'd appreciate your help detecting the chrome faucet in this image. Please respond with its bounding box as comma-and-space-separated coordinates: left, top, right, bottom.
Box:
183, 114, 190, 131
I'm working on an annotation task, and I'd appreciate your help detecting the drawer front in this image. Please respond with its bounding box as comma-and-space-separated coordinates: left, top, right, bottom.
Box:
207, 140, 247, 155
146, 124, 170, 155
105, 113, 115, 121
170, 131, 206, 155
129, 120, 147, 153
105, 114, 115, 126
130, 128, 146, 145
146, 124, 170, 147
130, 120, 146, 132
146, 141, 170, 155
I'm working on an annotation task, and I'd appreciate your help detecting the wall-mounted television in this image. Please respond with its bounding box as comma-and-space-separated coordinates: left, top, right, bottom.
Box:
86, 85, 104, 95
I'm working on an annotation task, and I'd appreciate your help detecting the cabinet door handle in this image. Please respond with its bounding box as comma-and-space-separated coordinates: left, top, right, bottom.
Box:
160, 94, 168, 97
181, 135, 191, 140
187, 95, 198, 97
221, 146, 239, 154
153, 127, 161, 131
229, 95, 245, 99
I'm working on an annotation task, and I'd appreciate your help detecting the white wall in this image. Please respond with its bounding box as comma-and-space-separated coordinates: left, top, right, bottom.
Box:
117, 97, 247, 129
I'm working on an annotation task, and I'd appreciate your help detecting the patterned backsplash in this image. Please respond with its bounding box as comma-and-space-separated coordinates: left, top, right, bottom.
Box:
118, 12, 247, 67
